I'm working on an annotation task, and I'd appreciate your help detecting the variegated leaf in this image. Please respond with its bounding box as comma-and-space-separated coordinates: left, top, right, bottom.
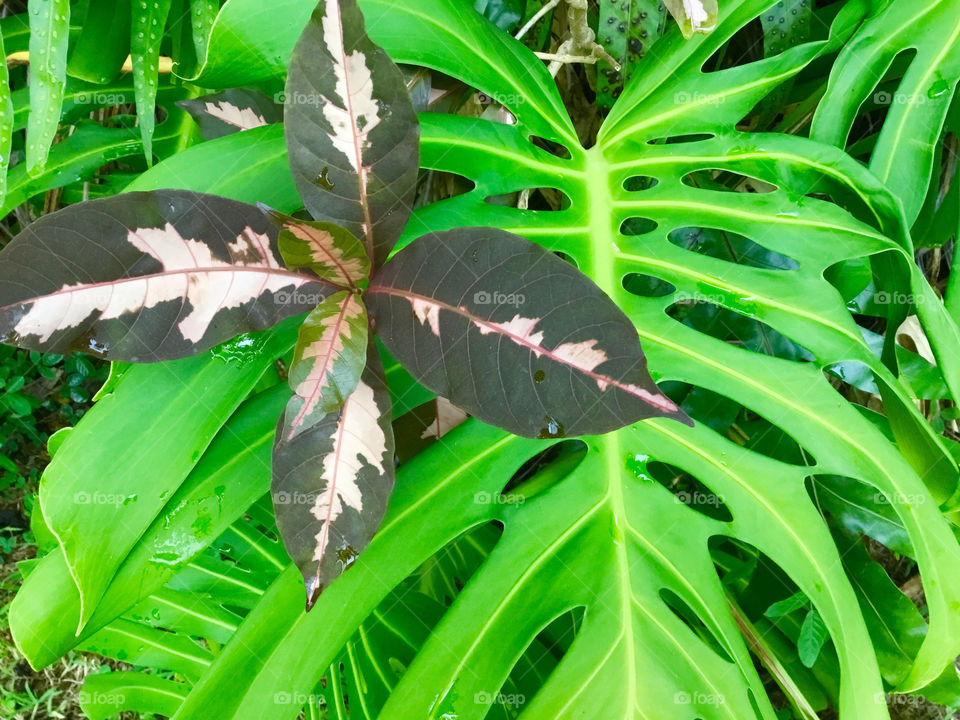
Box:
261, 207, 370, 289
0, 191, 330, 362
367, 228, 691, 438
177, 89, 282, 140
284, 0, 420, 268
273, 346, 395, 608
283, 291, 369, 437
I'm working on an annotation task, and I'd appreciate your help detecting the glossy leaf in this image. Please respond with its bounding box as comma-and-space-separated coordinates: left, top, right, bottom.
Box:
273, 346, 395, 608
178, 88, 281, 139
264, 208, 370, 288
368, 227, 688, 438
283, 291, 368, 436
0, 190, 328, 361
284, 0, 420, 267
130, 0, 172, 162
0, 30, 12, 204
67, 0, 130, 84
26, 0, 71, 174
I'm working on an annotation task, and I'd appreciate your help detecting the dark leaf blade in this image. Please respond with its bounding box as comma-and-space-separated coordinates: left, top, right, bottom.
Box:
366, 228, 690, 438
177, 89, 282, 140
273, 346, 395, 609
284, 0, 420, 268
284, 291, 369, 437
262, 207, 370, 288
0, 190, 329, 361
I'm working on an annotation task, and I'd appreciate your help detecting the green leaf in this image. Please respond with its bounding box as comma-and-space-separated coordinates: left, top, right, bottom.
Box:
283, 291, 369, 433
0, 190, 328, 361
811, 0, 960, 222
0, 30, 12, 205
265, 209, 370, 288
368, 228, 689, 437
190, 0, 220, 64
765, 591, 810, 619
595, 0, 666, 109
67, 0, 131, 84
26, 0, 71, 174
284, 0, 420, 267
130, 0, 173, 163
79, 671, 187, 720
798, 609, 829, 668
272, 345, 395, 608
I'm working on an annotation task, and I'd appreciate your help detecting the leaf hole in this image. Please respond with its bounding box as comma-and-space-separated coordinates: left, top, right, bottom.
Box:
680, 169, 777, 194
500, 439, 588, 504
622, 272, 676, 298
646, 461, 733, 522
622, 175, 659, 191
660, 383, 817, 466
658, 588, 734, 663
484, 187, 571, 211
645, 133, 714, 146
529, 135, 572, 160
666, 300, 814, 363
417, 170, 477, 204
619, 216, 659, 236
668, 226, 799, 270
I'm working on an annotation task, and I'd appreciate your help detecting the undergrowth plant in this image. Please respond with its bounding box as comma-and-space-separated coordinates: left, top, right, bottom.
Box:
2, 0, 960, 719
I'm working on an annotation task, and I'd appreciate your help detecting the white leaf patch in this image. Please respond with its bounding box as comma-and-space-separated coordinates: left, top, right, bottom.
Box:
420, 396, 468, 440
321, 1, 382, 173
285, 221, 367, 285
310, 379, 389, 563
203, 101, 268, 130
288, 294, 365, 436
682, 0, 709, 28
14, 223, 311, 344
411, 298, 441, 335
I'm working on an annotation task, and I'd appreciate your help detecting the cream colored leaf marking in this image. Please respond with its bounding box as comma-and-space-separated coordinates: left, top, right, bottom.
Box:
321, 0, 381, 245
202, 101, 267, 130
420, 397, 469, 439
285, 221, 367, 286
13, 224, 309, 344
288, 294, 365, 437
310, 379, 388, 567
379, 289, 679, 412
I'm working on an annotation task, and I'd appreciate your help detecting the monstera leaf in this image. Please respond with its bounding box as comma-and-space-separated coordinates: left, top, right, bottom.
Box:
10, 2, 960, 720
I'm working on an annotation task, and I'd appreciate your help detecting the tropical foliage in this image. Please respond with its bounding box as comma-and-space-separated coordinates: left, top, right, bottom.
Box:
2, 0, 960, 719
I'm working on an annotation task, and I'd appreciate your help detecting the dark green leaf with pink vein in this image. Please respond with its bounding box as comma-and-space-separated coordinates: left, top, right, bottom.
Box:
0, 190, 328, 362
284, 0, 420, 267
367, 228, 690, 438
273, 345, 395, 609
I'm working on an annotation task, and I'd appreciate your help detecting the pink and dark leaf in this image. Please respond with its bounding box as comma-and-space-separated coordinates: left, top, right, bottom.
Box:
283, 290, 369, 437
366, 228, 692, 438
261, 207, 370, 289
272, 345, 395, 609
0, 190, 329, 362
284, 0, 420, 268
177, 88, 282, 140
